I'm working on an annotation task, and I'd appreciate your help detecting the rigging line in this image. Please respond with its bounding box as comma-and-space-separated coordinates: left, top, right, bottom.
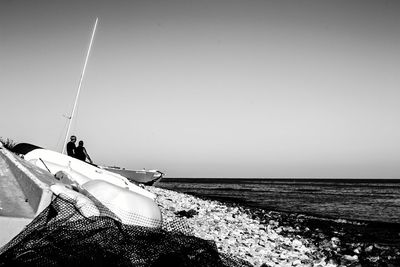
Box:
62, 17, 98, 154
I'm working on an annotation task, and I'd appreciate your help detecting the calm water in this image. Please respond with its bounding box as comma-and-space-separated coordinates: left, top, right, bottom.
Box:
157, 178, 400, 224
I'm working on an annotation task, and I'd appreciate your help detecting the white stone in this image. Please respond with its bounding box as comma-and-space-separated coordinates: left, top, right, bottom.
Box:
292, 239, 302, 248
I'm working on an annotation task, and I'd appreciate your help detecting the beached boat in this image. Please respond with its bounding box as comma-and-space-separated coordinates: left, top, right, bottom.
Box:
55, 18, 164, 186
1, 142, 163, 247
104, 167, 164, 186
12, 143, 156, 200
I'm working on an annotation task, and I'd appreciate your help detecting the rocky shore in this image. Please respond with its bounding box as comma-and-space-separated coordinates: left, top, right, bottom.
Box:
248, 208, 400, 267
145, 186, 400, 267
146, 186, 329, 267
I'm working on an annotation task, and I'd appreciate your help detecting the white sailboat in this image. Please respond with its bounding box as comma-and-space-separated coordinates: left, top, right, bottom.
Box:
59, 17, 164, 185
12, 18, 162, 227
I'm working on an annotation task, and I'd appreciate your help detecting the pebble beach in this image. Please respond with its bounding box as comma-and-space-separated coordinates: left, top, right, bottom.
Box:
145, 186, 400, 267
146, 186, 331, 267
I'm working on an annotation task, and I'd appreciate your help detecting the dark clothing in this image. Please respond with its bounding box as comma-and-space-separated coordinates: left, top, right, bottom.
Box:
75, 146, 87, 161
66, 142, 76, 157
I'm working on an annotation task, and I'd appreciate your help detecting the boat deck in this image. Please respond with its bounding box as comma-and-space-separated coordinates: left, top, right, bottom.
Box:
0, 147, 54, 248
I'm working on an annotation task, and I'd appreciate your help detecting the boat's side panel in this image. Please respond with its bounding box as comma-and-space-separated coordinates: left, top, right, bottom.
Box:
0, 144, 54, 248
1, 146, 54, 217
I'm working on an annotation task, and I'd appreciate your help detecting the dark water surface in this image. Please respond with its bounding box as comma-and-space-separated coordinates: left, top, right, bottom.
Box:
157, 178, 400, 224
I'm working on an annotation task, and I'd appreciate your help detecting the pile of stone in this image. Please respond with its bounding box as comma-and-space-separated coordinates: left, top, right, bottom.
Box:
146, 186, 337, 267
248, 207, 400, 267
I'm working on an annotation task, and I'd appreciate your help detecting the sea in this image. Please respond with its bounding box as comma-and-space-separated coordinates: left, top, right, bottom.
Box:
157, 178, 400, 224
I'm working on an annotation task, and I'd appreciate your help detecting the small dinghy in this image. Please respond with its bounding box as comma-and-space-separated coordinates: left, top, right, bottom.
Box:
104, 167, 164, 186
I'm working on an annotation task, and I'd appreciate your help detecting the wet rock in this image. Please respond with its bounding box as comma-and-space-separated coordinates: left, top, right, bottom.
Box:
175, 209, 198, 218
365, 245, 373, 253
269, 220, 279, 227
342, 254, 358, 264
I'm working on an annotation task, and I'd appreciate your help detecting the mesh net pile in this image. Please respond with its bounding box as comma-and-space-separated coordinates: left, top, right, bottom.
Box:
0, 195, 252, 267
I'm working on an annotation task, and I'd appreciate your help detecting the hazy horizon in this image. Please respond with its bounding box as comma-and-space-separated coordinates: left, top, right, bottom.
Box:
1, 0, 399, 178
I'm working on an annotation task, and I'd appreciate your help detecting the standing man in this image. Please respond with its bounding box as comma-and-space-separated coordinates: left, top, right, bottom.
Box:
66, 135, 77, 157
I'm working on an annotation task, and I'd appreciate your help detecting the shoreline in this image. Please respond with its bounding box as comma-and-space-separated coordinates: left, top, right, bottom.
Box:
157, 178, 400, 226
147, 186, 331, 267
161, 177, 400, 183
189, 192, 400, 229
146, 185, 400, 267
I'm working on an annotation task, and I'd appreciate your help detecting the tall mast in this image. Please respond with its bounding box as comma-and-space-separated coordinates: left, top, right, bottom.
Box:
62, 17, 98, 154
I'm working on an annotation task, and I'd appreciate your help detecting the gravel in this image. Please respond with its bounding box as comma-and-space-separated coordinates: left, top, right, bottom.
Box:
146, 186, 338, 267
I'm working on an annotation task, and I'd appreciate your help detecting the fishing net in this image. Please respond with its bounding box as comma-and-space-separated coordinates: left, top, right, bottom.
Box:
0, 195, 251, 267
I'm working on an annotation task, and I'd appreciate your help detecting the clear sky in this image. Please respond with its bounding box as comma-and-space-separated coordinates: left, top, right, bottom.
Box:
1, 0, 399, 178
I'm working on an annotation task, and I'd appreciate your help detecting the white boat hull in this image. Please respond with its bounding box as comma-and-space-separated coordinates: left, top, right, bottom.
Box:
23, 148, 156, 200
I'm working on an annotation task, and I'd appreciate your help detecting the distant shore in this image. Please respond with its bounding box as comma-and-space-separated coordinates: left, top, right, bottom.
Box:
146, 185, 400, 267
